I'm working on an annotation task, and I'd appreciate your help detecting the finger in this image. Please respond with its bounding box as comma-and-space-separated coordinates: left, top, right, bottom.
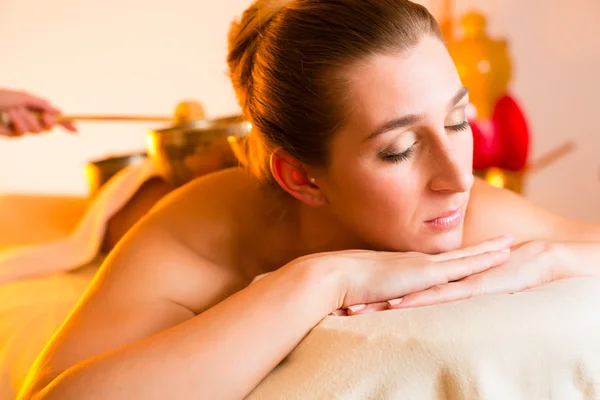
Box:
389, 265, 537, 309
0, 111, 11, 137
430, 234, 514, 262
347, 302, 388, 316
60, 121, 78, 133
436, 250, 511, 283
41, 112, 58, 130
388, 279, 484, 309
423, 251, 510, 287
18, 107, 43, 133
7, 108, 29, 136
329, 309, 348, 317
43, 112, 77, 133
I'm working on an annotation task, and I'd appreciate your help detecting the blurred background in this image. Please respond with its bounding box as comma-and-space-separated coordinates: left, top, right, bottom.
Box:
1, 0, 599, 221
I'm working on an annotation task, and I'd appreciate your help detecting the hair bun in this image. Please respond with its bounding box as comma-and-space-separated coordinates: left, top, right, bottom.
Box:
227, 0, 292, 109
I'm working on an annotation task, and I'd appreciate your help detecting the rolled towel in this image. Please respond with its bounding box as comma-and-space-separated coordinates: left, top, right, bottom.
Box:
0, 158, 158, 285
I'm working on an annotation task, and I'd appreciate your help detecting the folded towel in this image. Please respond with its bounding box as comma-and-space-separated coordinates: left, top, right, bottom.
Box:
0, 158, 158, 285
247, 277, 600, 400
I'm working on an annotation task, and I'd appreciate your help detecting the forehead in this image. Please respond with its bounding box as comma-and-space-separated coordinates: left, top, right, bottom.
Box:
340, 35, 462, 131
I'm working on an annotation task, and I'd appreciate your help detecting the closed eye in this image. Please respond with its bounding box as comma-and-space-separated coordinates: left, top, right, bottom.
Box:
379, 145, 415, 163
445, 121, 470, 132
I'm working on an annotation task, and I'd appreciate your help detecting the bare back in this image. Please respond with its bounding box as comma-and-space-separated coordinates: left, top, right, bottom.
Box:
20, 168, 281, 395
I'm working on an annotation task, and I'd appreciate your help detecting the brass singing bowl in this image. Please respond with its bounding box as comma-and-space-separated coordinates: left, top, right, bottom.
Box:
146, 115, 252, 187
86, 152, 148, 196
82, 100, 207, 195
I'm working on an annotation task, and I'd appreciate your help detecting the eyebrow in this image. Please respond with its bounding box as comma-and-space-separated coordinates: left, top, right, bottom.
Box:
365, 86, 469, 141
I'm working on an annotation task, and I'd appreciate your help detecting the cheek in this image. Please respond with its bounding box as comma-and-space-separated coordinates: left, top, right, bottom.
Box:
329, 158, 422, 220
455, 130, 474, 170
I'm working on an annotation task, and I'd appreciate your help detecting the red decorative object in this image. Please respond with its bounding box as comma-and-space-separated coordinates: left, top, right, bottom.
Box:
470, 94, 530, 171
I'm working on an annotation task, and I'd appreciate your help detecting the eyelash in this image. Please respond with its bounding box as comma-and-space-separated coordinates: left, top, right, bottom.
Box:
380, 146, 415, 163
379, 120, 470, 163
446, 120, 470, 132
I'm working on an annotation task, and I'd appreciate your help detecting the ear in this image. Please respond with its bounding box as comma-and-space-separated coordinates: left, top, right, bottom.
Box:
270, 149, 325, 207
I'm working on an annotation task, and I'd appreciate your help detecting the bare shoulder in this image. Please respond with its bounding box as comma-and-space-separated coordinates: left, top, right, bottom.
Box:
463, 177, 600, 245
149, 167, 259, 253
124, 167, 261, 306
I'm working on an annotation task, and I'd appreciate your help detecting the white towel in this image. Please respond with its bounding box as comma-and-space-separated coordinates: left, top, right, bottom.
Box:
247, 277, 600, 400
0, 158, 158, 285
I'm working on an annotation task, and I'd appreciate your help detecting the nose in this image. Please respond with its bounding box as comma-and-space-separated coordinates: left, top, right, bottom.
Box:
427, 140, 474, 194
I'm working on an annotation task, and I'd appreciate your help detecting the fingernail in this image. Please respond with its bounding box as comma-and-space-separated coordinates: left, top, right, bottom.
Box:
387, 298, 403, 306
348, 304, 366, 312
501, 248, 511, 253
502, 234, 515, 240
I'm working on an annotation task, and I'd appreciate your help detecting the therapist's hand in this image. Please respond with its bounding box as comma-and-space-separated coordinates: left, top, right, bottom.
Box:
0, 89, 77, 137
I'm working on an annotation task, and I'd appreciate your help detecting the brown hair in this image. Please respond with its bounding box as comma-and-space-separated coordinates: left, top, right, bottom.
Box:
227, 0, 442, 183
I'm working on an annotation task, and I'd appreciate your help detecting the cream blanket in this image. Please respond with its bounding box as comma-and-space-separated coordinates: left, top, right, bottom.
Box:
247, 277, 600, 400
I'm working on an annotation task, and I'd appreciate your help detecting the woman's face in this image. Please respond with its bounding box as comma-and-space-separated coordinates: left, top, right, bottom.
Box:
316, 35, 474, 254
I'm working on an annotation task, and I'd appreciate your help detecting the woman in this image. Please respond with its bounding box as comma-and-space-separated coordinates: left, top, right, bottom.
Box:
18, 0, 600, 399
0, 88, 76, 136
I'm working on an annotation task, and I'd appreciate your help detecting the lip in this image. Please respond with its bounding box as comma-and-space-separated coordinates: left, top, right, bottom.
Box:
424, 203, 466, 230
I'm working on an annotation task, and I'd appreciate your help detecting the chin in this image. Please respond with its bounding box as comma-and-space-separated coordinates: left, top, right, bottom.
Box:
407, 226, 465, 255
423, 229, 465, 254
373, 227, 464, 254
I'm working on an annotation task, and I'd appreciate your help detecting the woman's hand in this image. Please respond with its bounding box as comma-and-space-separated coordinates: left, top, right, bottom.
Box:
309, 234, 514, 316
0, 88, 77, 137
381, 240, 560, 312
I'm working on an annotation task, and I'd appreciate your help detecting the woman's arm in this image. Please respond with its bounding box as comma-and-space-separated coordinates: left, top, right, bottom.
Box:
553, 241, 600, 279
19, 231, 337, 400
42, 265, 335, 400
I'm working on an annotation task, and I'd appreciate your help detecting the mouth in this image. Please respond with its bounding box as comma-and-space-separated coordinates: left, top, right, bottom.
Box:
424, 202, 467, 230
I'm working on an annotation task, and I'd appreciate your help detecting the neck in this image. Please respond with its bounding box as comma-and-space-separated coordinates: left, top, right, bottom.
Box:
256, 191, 363, 272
